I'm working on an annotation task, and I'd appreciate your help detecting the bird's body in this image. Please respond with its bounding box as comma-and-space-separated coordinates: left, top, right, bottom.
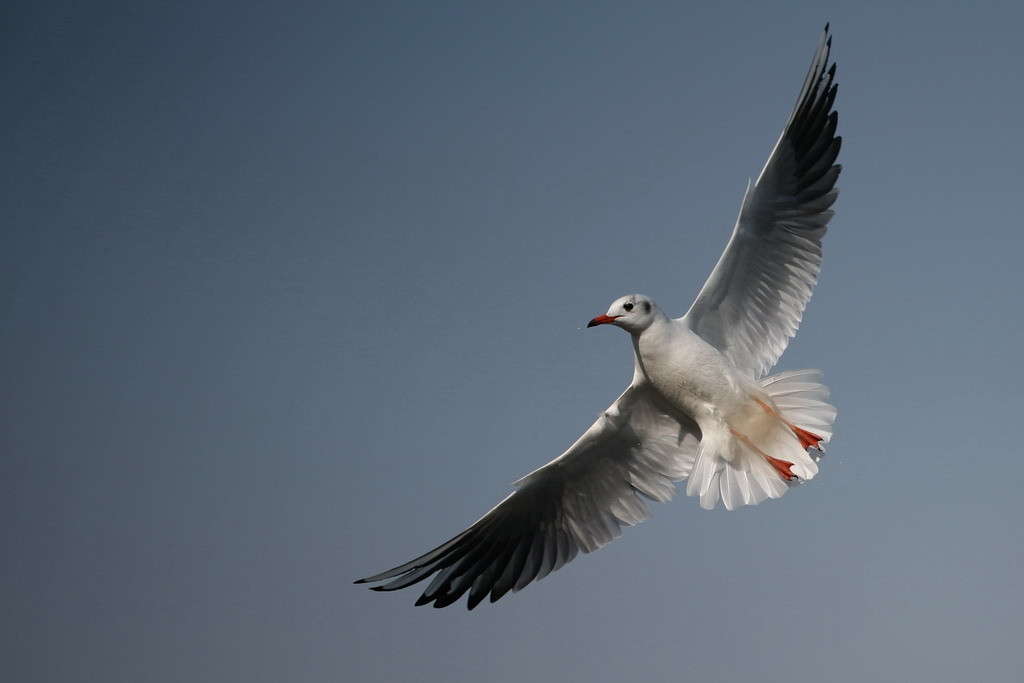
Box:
590, 294, 830, 510
633, 308, 749, 422
358, 26, 842, 609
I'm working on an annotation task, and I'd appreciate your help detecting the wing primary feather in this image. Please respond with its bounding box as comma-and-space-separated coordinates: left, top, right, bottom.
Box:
487, 537, 533, 604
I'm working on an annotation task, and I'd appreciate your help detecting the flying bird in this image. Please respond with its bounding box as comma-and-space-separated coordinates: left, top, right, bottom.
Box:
357, 26, 841, 609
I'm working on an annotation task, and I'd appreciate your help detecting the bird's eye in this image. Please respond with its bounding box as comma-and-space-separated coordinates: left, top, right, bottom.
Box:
623, 302, 634, 311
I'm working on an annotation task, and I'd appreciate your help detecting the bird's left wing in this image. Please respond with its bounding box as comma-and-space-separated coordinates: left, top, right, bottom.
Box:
681, 26, 841, 379
355, 383, 700, 609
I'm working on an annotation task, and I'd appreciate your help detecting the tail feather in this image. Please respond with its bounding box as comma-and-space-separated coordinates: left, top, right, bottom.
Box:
764, 368, 836, 442
685, 368, 836, 511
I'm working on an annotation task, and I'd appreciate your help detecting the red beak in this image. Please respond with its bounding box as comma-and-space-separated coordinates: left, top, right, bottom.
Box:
587, 314, 620, 328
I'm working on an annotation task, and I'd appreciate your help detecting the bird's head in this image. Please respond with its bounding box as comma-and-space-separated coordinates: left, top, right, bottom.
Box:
587, 294, 662, 334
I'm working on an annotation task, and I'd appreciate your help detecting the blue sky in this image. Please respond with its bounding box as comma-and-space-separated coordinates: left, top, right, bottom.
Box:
4, 2, 1024, 681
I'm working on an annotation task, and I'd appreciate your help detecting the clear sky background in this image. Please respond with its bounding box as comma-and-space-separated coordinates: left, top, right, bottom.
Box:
3, 2, 1024, 682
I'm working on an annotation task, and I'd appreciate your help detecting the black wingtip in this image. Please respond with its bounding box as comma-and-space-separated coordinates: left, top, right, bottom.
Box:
431, 593, 461, 609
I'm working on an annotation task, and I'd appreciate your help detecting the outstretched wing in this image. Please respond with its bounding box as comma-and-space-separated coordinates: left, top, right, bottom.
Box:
355, 384, 700, 609
682, 26, 841, 379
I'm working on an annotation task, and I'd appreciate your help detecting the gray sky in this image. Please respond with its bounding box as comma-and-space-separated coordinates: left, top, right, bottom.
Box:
4, 2, 1024, 681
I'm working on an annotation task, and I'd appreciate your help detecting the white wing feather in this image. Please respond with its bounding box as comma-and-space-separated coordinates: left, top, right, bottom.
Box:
356, 384, 699, 608
682, 27, 841, 379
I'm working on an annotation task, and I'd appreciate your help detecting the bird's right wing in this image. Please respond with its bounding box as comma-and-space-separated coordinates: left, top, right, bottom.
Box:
355, 382, 700, 609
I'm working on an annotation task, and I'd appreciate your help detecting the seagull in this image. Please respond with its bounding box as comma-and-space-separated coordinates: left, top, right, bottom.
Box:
357, 26, 841, 609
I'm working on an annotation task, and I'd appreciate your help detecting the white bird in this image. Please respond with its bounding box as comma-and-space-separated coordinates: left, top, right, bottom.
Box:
357, 26, 841, 609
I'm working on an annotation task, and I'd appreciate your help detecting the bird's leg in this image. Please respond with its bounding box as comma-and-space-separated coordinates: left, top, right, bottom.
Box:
754, 398, 823, 451
730, 429, 797, 481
